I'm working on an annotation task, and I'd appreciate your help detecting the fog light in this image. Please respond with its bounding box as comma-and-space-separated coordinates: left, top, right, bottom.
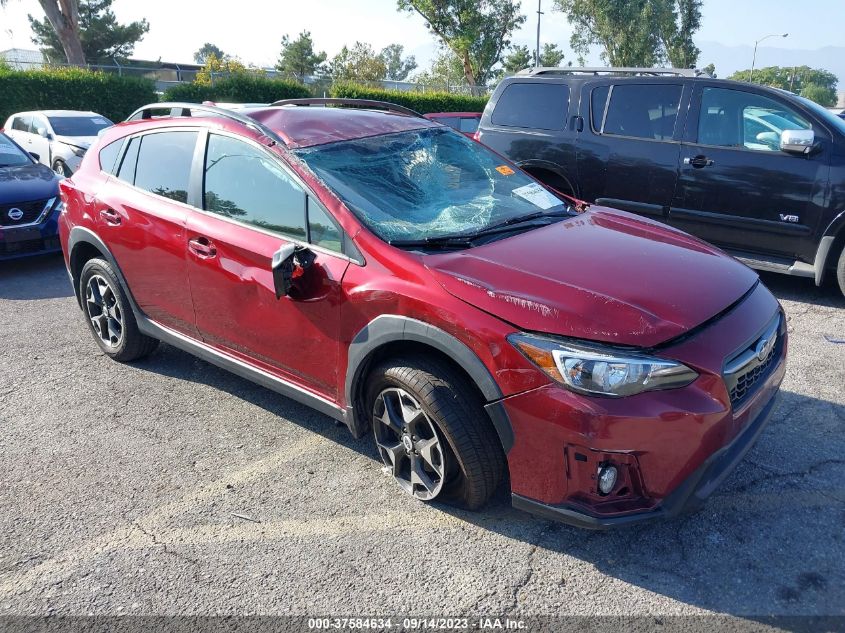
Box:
598, 465, 618, 495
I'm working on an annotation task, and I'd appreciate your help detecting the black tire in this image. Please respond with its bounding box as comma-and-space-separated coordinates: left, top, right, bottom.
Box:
365, 356, 506, 510
52, 159, 72, 177
79, 258, 158, 362
837, 246, 845, 299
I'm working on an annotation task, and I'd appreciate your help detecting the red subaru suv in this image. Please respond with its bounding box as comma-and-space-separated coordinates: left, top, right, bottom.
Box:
58, 99, 786, 528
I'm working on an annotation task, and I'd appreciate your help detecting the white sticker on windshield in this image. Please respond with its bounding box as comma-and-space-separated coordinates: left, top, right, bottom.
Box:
91, 117, 109, 125
512, 183, 562, 210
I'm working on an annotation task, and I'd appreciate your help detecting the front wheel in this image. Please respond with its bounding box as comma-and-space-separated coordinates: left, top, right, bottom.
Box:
366, 357, 506, 510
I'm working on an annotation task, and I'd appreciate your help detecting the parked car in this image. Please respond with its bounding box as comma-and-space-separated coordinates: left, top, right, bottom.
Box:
59, 100, 786, 528
3, 110, 113, 177
477, 67, 845, 297
423, 111, 482, 137
0, 132, 62, 260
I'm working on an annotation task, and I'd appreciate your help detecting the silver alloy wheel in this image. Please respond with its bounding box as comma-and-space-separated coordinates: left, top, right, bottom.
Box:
372, 387, 446, 501
85, 274, 123, 348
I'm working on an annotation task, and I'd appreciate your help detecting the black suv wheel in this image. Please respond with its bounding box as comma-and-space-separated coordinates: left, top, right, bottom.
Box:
79, 258, 159, 361
366, 356, 506, 510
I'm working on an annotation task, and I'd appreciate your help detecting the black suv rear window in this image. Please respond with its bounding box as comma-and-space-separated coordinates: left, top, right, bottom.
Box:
602, 84, 682, 141
491, 83, 569, 130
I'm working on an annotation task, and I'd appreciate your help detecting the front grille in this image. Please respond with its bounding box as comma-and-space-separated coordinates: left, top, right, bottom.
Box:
729, 343, 777, 403
0, 199, 50, 227
724, 313, 784, 407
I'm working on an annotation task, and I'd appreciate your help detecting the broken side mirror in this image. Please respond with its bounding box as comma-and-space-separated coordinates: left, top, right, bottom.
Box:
272, 243, 316, 299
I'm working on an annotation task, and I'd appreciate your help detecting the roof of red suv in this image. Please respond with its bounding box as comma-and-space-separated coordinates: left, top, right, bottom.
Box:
245, 106, 439, 149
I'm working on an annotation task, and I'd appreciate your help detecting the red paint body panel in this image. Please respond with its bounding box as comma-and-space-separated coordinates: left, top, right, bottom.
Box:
427, 208, 759, 346
246, 107, 439, 148
58, 108, 787, 527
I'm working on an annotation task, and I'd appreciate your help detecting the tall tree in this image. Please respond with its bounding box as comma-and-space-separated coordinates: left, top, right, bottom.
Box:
539, 43, 566, 67
8, 0, 85, 64
275, 31, 327, 80
412, 49, 466, 87
380, 44, 417, 81
194, 43, 225, 65
659, 0, 702, 68
397, 0, 526, 89
729, 65, 838, 106
29, 0, 149, 63
503, 45, 532, 74
330, 42, 388, 82
553, 0, 701, 67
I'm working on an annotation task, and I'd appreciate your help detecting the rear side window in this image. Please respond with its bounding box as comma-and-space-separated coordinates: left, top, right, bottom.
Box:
203, 134, 307, 239
98, 140, 123, 174
491, 83, 569, 130
11, 116, 32, 132
458, 117, 479, 134
116, 137, 140, 183
134, 131, 198, 204
602, 84, 682, 141
590, 85, 610, 131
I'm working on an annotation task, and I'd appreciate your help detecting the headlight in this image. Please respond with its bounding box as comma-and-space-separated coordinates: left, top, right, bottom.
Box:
508, 333, 698, 397
71, 146, 87, 157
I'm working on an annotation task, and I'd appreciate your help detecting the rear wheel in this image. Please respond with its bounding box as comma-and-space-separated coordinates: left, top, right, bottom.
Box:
837, 246, 845, 298
366, 357, 505, 510
79, 258, 158, 362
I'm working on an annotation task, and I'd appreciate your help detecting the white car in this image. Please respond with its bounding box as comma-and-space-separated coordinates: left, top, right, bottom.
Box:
3, 110, 113, 177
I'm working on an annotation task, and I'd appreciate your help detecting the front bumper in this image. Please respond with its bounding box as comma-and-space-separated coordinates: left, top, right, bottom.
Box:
512, 388, 779, 529
0, 207, 62, 261
502, 282, 786, 528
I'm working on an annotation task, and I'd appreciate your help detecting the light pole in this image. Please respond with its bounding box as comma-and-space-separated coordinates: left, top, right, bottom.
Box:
750, 33, 788, 82
535, 0, 543, 68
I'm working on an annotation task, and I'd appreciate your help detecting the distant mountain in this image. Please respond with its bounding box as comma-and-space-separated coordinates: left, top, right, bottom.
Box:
697, 40, 844, 85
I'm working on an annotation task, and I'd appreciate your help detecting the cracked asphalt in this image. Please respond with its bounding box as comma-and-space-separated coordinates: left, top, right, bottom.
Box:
0, 254, 843, 622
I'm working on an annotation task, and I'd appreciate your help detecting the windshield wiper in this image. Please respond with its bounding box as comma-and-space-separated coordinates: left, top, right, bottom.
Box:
472, 208, 574, 236
389, 235, 475, 249
389, 208, 574, 250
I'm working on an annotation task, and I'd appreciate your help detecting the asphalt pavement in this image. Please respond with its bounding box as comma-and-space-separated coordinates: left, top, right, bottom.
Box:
0, 254, 843, 625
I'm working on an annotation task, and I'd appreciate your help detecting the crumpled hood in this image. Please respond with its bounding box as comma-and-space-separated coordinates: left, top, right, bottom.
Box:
55, 135, 95, 151
425, 208, 759, 347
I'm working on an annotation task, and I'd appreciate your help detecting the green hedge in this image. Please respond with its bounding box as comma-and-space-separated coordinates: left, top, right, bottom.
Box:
163, 74, 310, 104
0, 67, 156, 124
330, 82, 488, 114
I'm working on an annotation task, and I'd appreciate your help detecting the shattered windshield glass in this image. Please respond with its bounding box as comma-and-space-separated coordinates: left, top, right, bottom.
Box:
294, 127, 567, 242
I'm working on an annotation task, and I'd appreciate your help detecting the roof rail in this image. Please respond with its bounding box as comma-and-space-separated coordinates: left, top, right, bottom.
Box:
271, 98, 424, 119
516, 66, 704, 78
125, 102, 285, 146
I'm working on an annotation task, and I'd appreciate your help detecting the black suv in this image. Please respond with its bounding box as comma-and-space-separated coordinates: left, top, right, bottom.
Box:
477, 67, 845, 296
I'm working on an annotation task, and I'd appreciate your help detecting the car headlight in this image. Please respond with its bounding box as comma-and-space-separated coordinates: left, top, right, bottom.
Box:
71, 146, 87, 158
508, 333, 698, 397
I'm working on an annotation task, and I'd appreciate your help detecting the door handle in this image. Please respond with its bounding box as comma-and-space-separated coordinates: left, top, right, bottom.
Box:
683, 155, 715, 168
99, 208, 121, 225
188, 236, 217, 259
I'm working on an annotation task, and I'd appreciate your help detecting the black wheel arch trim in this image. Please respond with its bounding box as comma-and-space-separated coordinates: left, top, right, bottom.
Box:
344, 315, 514, 453
67, 226, 142, 315
517, 160, 577, 196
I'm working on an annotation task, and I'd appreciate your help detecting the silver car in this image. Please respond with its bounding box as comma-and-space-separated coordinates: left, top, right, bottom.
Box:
3, 110, 113, 176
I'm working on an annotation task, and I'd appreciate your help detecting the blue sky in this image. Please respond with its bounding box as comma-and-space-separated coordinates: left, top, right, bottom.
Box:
1, 0, 842, 79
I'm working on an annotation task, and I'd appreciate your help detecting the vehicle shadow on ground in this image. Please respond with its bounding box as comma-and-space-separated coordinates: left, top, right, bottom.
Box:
758, 270, 844, 308
132, 338, 845, 623
0, 253, 73, 300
